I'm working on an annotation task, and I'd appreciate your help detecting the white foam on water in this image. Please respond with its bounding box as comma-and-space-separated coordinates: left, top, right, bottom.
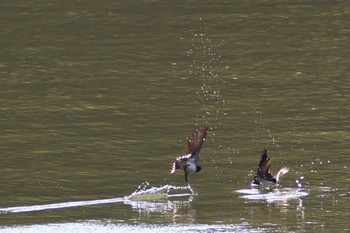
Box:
0, 183, 194, 214
123, 183, 195, 213
237, 188, 309, 203
125, 183, 194, 201
236, 189, 261, 195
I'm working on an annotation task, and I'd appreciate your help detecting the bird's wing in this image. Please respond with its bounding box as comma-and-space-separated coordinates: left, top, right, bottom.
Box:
171, 127, 208, 174
257, 149, 272, 178
184, 127, 208, 162
170, 154, 190, 173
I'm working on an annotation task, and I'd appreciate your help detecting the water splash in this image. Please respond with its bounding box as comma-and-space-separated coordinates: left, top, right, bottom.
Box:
0, 182, 194, 214
186, 28, 237, 180
237, 188, 309, 203
123, 182, 196, 214
188, 30, 228, 140
125, 182, 194, 201
253, 109, 281, 149
295, 176, 305, 188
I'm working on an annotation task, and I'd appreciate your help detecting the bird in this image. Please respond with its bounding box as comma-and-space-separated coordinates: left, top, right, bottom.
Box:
251, 148, 289, 187
170, 127, 208, 183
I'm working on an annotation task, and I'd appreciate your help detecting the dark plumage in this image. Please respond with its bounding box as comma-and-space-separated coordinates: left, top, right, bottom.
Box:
251, 149, 289, 187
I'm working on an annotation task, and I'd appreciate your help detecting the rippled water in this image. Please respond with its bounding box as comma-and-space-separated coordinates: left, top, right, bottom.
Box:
1, 1, 350, 232
0, 222, 265, 233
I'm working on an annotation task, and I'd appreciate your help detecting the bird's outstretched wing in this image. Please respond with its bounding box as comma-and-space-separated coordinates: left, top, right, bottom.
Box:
170, 155, 190, 173
184, 127, 208, 162
170, 127, 208, 173
257, 149, 273, 179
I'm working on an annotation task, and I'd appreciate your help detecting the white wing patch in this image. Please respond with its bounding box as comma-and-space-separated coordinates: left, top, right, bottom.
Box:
170, 154, 192, 174
176, 153, 192, 160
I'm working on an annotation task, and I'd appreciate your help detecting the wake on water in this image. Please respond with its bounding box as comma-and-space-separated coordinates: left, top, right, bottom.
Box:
237, 187, 309, 203
0, 183, 194, 214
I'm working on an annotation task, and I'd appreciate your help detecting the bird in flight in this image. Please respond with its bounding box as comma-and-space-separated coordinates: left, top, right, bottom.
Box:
170, 127, 208, 183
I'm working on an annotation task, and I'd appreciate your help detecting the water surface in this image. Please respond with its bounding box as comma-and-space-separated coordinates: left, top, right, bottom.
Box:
1, 1, 350, 232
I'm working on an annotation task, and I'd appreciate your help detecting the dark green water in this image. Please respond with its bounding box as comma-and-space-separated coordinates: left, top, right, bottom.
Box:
1, 1, 350, 232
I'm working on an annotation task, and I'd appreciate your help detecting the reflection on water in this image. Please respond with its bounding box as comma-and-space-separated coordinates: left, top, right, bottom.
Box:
0, 181, 344, 232
236, 187, 308, 224
123, 182, 198, 224
0, 222, 265, 233
125, 197, 196, 224
125, 197, 192, 214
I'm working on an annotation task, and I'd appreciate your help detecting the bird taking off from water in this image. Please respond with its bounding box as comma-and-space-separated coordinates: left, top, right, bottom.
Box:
170, 127, 208, 183
251, 149, 289, 187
